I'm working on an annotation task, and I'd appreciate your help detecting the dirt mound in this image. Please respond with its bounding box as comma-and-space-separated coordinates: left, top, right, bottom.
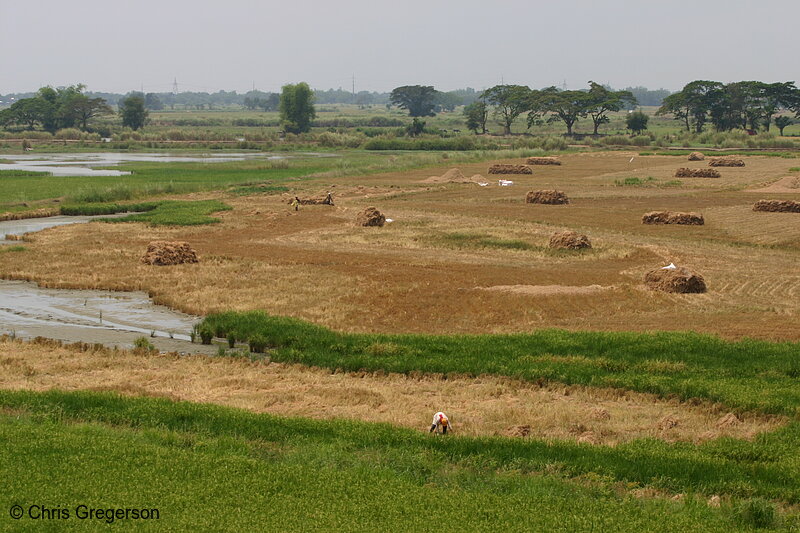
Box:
642, 211, 704, 225
506, 425, 532, 437
526, 157, 561, 166
644, 267, 707, 293
421, 168, 469, 184
747, 176, 800, 193
716, 412, 741, 428
526, 190, 569, 205
141, 241, 199, 266
709, 157, 745, 167
355, 206, 386, 227
753, 199, 800, 213
549, 231, 592, 250
675, 168, 721, 178
488, 164, 532, 174
688, 152, 705, 161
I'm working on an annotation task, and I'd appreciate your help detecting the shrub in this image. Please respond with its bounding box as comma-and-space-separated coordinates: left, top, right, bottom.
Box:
199, 326, 213, 345
248, 335, 268, 353
133, 336, 156, 352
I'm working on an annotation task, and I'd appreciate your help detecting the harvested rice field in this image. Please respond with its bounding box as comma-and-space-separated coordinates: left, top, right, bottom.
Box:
3, 151, 798, 340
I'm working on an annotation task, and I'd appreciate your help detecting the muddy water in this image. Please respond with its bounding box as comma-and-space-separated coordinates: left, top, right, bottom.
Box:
0, 151, 336, 177
0, 214, 128, 242
0, 280, 215, 354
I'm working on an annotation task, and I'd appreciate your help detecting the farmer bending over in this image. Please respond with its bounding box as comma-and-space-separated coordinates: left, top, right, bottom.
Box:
429, 412, 451, 435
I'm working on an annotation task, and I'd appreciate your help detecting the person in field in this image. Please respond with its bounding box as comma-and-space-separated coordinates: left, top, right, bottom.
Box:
429, 411, 451, 434
291, 196, 300, 211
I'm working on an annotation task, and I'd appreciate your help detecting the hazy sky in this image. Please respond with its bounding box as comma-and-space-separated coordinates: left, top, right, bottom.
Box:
2, 0, 798, 95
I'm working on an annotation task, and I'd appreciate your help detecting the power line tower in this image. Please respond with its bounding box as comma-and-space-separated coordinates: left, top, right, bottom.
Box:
172, 78, 178, 95
352, 74, 356, 104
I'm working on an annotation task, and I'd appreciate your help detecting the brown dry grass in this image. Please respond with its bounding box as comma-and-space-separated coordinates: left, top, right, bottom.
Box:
0, 338, 783, 445
1, 152, 799, 339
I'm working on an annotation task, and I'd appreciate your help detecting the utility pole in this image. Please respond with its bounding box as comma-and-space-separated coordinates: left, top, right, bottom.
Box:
352, 74, 355, 104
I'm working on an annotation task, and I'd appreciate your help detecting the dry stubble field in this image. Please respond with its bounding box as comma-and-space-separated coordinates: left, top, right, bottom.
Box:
2, 151, 799, 340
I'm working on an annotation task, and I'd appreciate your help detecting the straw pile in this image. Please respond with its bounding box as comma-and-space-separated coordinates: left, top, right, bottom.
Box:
526, 190, 569, 205
675, 168, 721, 178
488, 164, 532, 174
355, 206, 385, 227
642, 211, 704, 225
709, 158, 745, 167
141, 241, 199, 266
549, 231, 591, 249
752, 200, 800, 213
643, 267, 706, 293
687, 152, 705, 161
525, 157, 561, 166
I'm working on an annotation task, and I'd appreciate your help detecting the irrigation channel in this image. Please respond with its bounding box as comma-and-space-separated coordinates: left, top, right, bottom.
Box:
0, 215, 216, 353
0, 151, 337, 176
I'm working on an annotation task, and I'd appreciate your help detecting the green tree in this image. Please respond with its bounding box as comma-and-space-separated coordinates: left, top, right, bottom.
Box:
463, 100, 488, 134
119, 95, 148, 130
64, 93, 113, 131
626, 110, 649, 134
775, 116, 792, 136
481, 85, 531, 135
656, 92, 691, 132
279, 82, 316, 133
539, 88, 591, 135
585, 82, 636, 135
144, 93, 164, 111
2, 98, 49, 130
435, 91, 463, 112
389, 85, 440, 117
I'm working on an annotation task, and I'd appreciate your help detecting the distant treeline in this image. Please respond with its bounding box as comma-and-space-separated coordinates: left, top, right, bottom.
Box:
0, 86, 672, 111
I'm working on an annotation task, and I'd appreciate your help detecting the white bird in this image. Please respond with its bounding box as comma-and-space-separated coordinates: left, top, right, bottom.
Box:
385, 218, 394, 223
661, 263, 677, 270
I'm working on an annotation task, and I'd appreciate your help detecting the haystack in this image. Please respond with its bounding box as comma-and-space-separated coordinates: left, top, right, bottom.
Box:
642, 211, 704, 225
289, 193, 334, 205
675, 168, 721, 178
688, 152, 705, 161
141, 241, 199, 266
643, 267, 706, 293
709, 157, 745, 167
356, 206, 385, 227
526, 190, 569, 205
549, 231, 591, 250
488, 164, 532, 175
526, 157, 561, 166
753, 199, 800, 213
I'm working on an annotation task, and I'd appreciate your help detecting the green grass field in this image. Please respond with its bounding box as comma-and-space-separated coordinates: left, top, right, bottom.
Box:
199, 312, 800, 415
1, 389, 795, 532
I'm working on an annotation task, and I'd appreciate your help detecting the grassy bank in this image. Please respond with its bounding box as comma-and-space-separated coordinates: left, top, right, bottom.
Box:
198, 312, 800, 416
0, 389, 796, 531
57, 200, 231, 225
